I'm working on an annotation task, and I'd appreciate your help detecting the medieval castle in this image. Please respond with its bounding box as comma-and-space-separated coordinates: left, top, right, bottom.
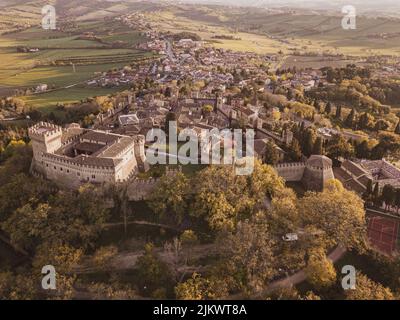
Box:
275, 155, 335, 191
29, 122, 148, 189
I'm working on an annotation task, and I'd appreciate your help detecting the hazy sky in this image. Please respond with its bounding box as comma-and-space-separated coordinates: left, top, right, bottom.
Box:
177, 0, 400, 12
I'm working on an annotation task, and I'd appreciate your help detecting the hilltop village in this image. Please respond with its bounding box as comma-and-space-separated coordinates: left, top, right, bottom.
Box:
24, 13, 400, 202
1, 5, 400, 301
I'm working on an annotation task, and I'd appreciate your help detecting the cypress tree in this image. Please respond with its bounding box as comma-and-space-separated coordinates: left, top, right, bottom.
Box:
303, 129, 315, 157
325, 102, 332, 115
395, 121, 400, 135
335, 105, 342, 119
312, 137, 323, 155
290, 138, 302, 161
373, 183, 380, 206
313, 100, 321, 112
345, 108, 355, 128
363, 179, 373, 200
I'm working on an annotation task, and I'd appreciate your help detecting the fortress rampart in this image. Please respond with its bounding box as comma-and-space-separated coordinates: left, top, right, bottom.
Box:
275, 162, 306, 182
274, 155, 335, 191
29, 122, 148, 189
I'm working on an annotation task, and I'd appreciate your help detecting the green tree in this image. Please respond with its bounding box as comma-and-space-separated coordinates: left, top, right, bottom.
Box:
0, 272, 39, 300
313, 100, 321, 112
345, 273, 394, 300
372, 132, 400, 159
355, 140, 370, 159
92, 245, 118, 270
373, 183, 381, 206
381, 184, 396, 210
325, 102, 332, 115
395, 189, 400, 213
303, 129, 316, 157
2, 185, 110, 251
289, 138, 303, 161
358, 112, 375, 130
88, 281, 136, 300
374, 119, 390, 132
33, 242, 83, 274
306, 248, 337, 289
345, 108, 356, 128
221, 214, 276, 293
165, 111, 177, 133
326, 134, 354, 159
149, 172, 189, 224
175, 273, 228, 300
202, 104, 213, 113
335, 105, 342, 119
300, 179, 366, 250
395, 121, 400, 135
135, 243, 173, 297
363, 179, 373, 201
191, 160, 285, 232
312, 137, 323, 155
263, 140, 280, 165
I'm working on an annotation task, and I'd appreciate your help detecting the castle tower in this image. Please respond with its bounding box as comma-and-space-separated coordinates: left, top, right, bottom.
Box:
215, 94, 223, 111
134, 135, 149, 172
28, 122, 62, 156
28, 122, 63, 175
302, 155, 334, 191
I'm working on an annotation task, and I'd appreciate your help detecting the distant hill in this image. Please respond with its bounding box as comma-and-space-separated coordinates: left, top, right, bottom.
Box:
177, 0, 400, 15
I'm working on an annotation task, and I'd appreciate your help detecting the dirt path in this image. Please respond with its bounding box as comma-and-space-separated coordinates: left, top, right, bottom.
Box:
73, 243, 217, 274
102, 220, 183, 232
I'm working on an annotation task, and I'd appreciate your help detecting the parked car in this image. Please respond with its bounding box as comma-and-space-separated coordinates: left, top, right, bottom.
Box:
282, 233, 298, 242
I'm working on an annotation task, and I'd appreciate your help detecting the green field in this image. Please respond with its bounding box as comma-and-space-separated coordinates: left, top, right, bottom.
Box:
22, 85, 129, 112
0, 10, 152, 115
5, 63, 125, 87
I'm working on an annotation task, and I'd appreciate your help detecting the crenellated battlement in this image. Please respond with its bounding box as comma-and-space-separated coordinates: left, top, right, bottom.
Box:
41, 153, 116, 170
275, 162, 306, 169
28, 121, 148, 189
28, 122, 62, 139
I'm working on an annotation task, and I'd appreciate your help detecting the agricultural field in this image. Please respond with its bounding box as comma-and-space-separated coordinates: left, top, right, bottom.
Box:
3, 62, 129, 88
145, 5, 400, 57
21, 85, 129, 113
144, 9, 286, 55
281, 55, 358, 69
0, 5, 151, 115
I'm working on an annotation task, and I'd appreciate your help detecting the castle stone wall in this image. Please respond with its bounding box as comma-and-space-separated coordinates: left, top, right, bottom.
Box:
275, 162, 306, 182
34, 153, 116, 189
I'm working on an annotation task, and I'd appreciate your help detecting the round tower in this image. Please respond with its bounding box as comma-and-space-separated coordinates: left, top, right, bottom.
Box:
302, 155, 334, 191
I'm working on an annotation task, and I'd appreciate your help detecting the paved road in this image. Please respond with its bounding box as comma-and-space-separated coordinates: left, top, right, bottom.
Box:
165, 40, 176, 62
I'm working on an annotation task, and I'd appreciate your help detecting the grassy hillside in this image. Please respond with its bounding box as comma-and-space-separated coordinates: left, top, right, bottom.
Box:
0, 0, 154, 116
144, 4, 400, 56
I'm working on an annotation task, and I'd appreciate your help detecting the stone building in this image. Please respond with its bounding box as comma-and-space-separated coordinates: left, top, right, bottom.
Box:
29, 122, 148, 189
334, 159, 400, 194
275, 155, 335, 191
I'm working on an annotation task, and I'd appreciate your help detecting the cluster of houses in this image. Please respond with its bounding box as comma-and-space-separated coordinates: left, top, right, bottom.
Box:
71, 14, 400, 203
